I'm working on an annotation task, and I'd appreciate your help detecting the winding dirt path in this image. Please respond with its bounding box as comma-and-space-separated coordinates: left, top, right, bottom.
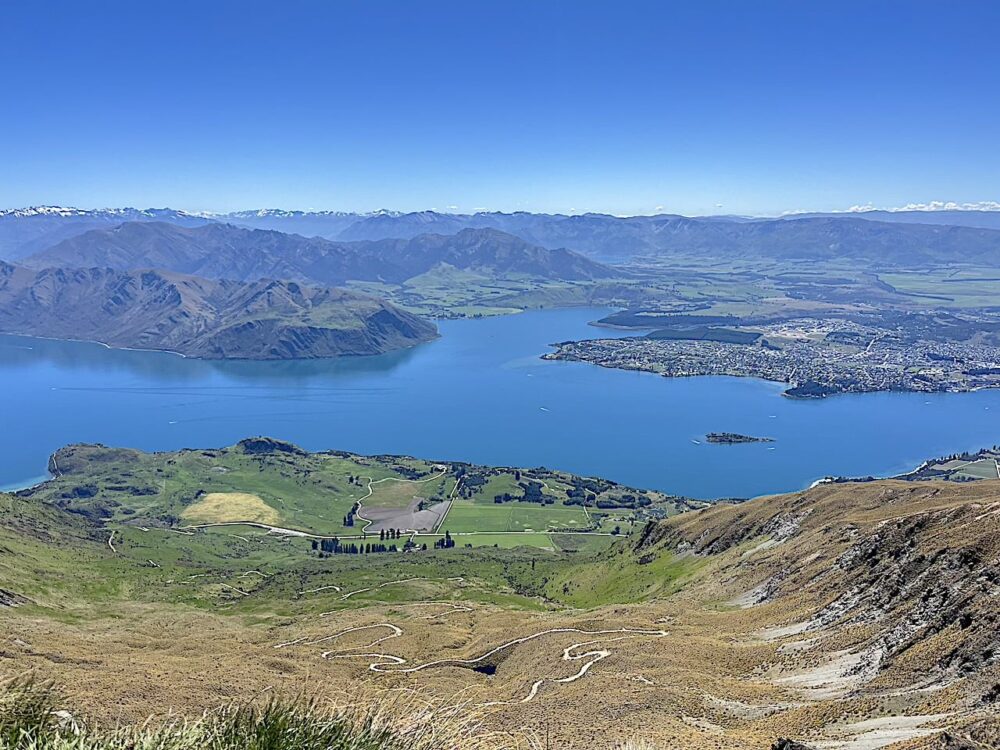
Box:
179, 521, 338, 538
238, 570, 270, 579
406, 601, 474, 619
275, 621, 667, 705
299, 584, 342, 595
482, 630, 667, 706
274, 623, 402, 652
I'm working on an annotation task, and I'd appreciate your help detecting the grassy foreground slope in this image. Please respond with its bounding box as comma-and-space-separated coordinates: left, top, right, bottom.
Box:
3, 443, 1000, 749
0, 681, 530, 750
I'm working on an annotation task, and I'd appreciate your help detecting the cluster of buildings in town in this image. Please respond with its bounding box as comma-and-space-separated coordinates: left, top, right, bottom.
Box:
546, 318, 1000, 397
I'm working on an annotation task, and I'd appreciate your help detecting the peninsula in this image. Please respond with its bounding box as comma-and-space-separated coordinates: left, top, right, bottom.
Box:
0, 261, 438, 359
545, 311, 1000, 398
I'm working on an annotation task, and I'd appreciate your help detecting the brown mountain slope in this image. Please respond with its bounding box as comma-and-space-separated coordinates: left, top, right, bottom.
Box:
2, 457, 999, 749
0, 261, 437, 358
617, 479, 1000, 748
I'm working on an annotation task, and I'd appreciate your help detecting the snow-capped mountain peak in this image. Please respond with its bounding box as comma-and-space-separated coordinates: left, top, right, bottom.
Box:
0, 206, 92, 218
0, 206, 208, 220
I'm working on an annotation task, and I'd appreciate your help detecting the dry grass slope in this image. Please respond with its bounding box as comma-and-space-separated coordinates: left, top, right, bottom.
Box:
0, 679, 540, 750
181, 492, 282, 526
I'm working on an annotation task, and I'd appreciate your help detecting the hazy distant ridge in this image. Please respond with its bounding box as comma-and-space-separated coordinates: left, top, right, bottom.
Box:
26, 223, 614, 283
5, 206, 1000, 267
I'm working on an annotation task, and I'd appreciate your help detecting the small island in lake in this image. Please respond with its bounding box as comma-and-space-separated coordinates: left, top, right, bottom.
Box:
705, 432, 775, 444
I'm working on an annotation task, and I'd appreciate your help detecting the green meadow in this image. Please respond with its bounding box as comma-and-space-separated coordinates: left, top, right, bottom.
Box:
11, 437, 695, 616
439, 503, 592, 533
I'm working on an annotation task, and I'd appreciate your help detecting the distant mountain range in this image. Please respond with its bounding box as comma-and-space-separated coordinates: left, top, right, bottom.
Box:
4, 205, 1000, 268
0, 207, 212, 261
0, 261, 437, 359
629, 215, 1000, 265
25, 223, 614, 284
782, 209, 1000, 231
336, 211, 1000, 265
219, 208, 399, 238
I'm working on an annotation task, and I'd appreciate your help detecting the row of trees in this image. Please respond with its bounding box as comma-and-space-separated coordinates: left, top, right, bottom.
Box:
311, 537, 399, 556
308, 526, 456, 555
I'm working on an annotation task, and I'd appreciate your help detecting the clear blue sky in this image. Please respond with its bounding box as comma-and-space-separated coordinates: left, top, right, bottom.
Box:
2, 1, 998, 216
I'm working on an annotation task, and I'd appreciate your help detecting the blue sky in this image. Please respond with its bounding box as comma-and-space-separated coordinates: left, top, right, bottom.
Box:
2, 1, 998, 216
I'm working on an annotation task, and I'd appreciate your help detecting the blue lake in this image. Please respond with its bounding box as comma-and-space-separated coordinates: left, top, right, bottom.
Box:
2, 306, 998, 498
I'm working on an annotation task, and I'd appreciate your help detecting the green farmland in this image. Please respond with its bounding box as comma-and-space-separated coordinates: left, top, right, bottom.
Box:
19, 438, 699, 560
439, 503, 592, 533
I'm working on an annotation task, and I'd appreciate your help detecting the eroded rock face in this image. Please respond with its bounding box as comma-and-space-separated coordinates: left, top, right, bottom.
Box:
818, 508, 1000, 682
633, 481, 1000, 697
0, 588, 29, 607
923, 721, 1000, 750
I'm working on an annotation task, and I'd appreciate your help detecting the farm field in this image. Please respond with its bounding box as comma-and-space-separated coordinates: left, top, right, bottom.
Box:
879, 270, 1000, 307
363, 470, 453, 509
897, 446, 1000, 483
438, 502, 592, 533
346, 272, 613, 319
954, 458, 1000, 479
21, 438, 696, 552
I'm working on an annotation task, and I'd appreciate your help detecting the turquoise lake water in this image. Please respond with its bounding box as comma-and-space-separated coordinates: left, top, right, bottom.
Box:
2, 306, 998, 498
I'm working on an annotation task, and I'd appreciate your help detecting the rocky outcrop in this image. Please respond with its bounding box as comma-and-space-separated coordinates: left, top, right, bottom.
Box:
771, 740, 815, 750
633, 480, 1000, 698
0, 587, 29, 607
237, 437, 308, 456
